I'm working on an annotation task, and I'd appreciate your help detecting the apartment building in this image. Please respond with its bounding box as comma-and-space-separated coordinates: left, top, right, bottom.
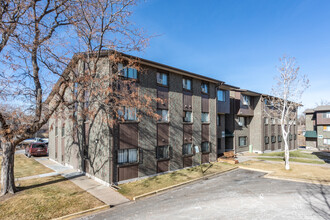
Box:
304, 106, 330, 150
48, 51, 298, 185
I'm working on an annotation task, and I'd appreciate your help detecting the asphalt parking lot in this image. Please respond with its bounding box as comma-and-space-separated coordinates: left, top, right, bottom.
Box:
81, 169, 330, 220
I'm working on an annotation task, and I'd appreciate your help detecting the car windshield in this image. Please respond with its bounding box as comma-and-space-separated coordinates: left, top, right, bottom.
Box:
32, 144, 45, 148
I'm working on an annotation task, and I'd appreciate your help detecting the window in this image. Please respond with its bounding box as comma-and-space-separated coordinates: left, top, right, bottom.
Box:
271, 118, 276, 125
157, 72, 168, 86
239, 137, 247, 147
278, 135, 282, 142
264, 118, 269, 125
201, 83, 208, 93
242, 95, 250, 106
61, 125, 65, 137
119, 107, 137, 121
118, 63, 138, 79
201, 142, 210, 153
55, 126, 58, 136
238, 117, 245, 126
182, 144, 193, 155
323, 126, 330, 131
156, 146, 169, 159
265, 136, 269, 144
117, 148, 138, 164
183, 78, 191, 90
289, 134, 293, 141
324, 139, 330, 145
217, 115, 221, 126
217, 90, 226, 101
157, 109, 169, 122
201, 112, 209, 123
271, 136, 276, 143
294, 134, 297, 140
323, 112, 330, 118
183, 111, 193, 122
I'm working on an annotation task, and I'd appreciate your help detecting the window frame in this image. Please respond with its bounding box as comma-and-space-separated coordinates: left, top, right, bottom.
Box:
324, 138, 330, 145
61, 125, 65, 137
182, 78, 192, 91
183, 111, 193, 123
119, 107, 138, 121
271, 135, 276, 143
265, 136, 269, 144
242, 95, 251, 106
118, 63, 138, 80
278, 135, 282, 142
201, 112, 210, 123
157, 72, 168, 86
264, 117, 269, 125
117, 148, 139, 165
182, 143, 193, 156
156, 145, 170, 160
238, 116, 245, 127
239, 136, 247, 147
157, 109, 169, 122
217, 89, 226, 102
323, 112, 330, 119
201, 82, 208, 94
201, 142, 210, 153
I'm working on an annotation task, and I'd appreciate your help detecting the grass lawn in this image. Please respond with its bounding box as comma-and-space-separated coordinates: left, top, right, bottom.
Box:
261, 150, 326, 160
0, 154, 53, 178
0, 175, 104, 220
257, 157, 326, 164
118, 162, 236, 200
240, 161, 330, 183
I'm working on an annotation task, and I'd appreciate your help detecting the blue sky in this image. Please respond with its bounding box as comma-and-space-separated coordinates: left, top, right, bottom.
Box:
131, 0, 330, 112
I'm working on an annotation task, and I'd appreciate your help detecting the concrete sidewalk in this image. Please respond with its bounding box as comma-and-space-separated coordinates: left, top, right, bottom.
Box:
35, 157, 129, 206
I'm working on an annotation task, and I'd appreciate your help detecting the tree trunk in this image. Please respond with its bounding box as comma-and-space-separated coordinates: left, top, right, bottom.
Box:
283, 137, 290, 170
1, 141, 16, 196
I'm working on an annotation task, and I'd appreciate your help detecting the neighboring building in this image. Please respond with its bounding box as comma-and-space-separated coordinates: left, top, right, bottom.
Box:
49, 51, 298, 185
304, 106, 330, 150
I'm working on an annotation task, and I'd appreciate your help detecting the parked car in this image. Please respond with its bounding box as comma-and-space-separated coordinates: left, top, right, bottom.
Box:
25, 142, 48, 157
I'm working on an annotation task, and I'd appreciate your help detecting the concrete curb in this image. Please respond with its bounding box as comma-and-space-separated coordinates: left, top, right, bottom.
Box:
52, 205, 110, 220
239, 166, 330, 186
132, 167, 239, 201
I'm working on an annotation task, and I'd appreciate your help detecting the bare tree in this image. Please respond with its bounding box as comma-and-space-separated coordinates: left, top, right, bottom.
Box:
0, 0, 152, 195
265, 56, 309, 170
315, 99, 330, 107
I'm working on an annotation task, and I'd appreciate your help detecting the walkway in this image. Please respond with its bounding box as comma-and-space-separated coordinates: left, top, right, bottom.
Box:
34, 157, 129, 206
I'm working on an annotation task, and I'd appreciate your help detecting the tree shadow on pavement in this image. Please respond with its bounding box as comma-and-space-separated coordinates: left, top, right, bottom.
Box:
298, 179, 330, 220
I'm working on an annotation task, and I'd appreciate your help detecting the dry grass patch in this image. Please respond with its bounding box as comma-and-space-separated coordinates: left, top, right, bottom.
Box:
0, 175, 104, 220
240, 161, 330, 183
118, 162, 236, 200
0, 154, 53, 178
